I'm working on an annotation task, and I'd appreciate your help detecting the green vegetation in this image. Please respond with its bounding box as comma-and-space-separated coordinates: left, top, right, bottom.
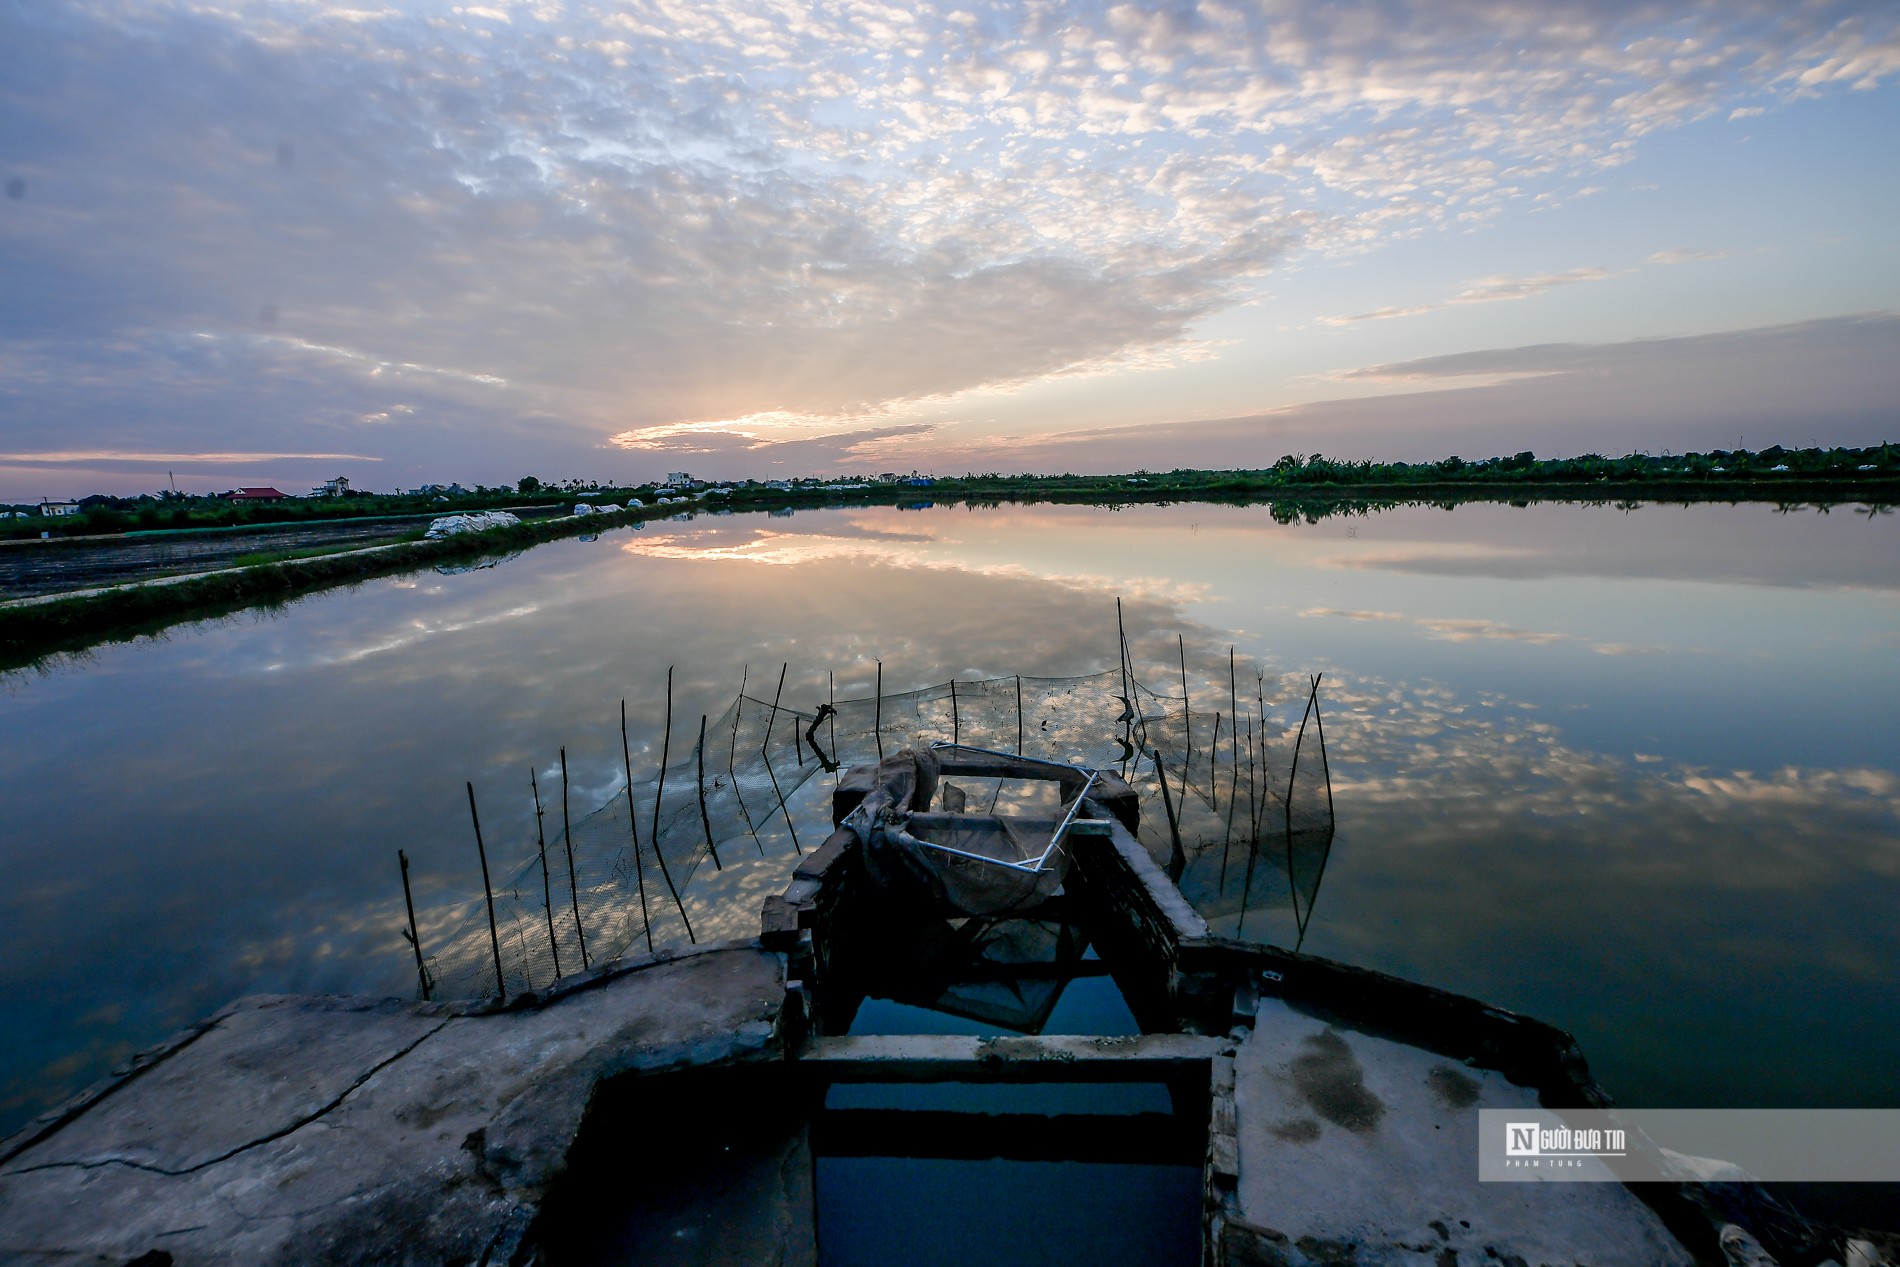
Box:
4, 443, 1894, 542
0, 510, 635, 669
0, 485, 553, 542
886, 441, 1900, 503
229, 535, 426, 569
3, 442, 1894, 670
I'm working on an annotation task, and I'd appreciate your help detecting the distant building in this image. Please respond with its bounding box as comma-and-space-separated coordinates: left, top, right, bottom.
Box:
876, 472, 900, 483
314, 476, 351, 497
38, 500, 81, 516
223, 487, 289, 502
664, 472, 692, 488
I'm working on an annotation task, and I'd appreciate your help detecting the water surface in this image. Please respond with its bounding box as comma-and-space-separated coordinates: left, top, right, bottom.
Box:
1, 499, 1895, 1136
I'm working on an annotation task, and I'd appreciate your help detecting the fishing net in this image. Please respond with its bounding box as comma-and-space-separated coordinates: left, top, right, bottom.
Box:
422, 661, 1335, 999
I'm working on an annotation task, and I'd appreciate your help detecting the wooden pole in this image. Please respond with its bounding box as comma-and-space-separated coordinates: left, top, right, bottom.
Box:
1116, 599, 1133, 778
874, 659, 884, 761
1177, 634, 1192, 792
530, 768, 562, 979
397, 849, 430, 1001
1116, 598, 1131, 704
1239, 725, 1259, 935
1285, 679, 1313, 836
1152, 747, 1186, 882
1209, 711, 1222, 817
950, 678, 959, 747
1217, 717, 1238, 895
465, 783, 506, 1003
1255, 672, 1269, 840
649, 668, 696, 943
1312, 674, 1334, 823
619, 704, 653, 954
1280, 679, 1321, 937
1229, 648, 1240, 826
763, 663, 801, 855
561, 747, 590, 970
1015, 674, 1024, 757
728, 666, 766, 858
696, 714, 723, 870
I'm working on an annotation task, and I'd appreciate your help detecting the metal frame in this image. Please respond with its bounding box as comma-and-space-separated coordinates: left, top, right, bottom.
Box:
896, 768, 1100, 875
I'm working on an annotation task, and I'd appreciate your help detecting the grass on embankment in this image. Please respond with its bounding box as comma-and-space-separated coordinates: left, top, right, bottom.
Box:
0, 513, 626, 670
4, 476, 1895, 671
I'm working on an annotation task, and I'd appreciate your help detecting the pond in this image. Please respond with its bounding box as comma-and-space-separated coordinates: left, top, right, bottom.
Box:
1, 499, 1895, 1141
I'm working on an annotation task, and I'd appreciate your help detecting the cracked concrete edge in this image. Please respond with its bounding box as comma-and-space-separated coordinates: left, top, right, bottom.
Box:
423, 935, 771, 1017
0, 936, 773, 1171
0, 1005, 235, 1169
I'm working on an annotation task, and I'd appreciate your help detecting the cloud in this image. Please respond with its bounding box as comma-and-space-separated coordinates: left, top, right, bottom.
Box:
1302, 605, 1605, 651
2, 1, 1896, 492
886, 314, 1900, 475
1300, 607, 1409, 622
1321, 267, 1618, 325
0, 451, 381, 466
1646, 248, 1733, 265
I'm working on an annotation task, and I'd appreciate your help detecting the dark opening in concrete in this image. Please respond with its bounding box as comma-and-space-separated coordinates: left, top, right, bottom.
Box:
533, 1065, 814, 1267
811, 1075, 1206, 1267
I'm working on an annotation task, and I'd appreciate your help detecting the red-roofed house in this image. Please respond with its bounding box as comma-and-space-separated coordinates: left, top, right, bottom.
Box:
224, 487, 289, 502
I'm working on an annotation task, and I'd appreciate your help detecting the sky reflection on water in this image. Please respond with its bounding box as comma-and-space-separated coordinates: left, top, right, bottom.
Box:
0, 499, 1894, 1135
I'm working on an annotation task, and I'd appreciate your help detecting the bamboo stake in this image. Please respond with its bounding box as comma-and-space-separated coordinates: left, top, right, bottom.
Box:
762, 663, 801, 855
1177, 634, 1192, 791
1016, 674, 1024, 756
619, 705, 653, 954
649, 668, 696, 942
1312, 674, 1334, 823
1209, 711, 1222, 817
1217, 719, 1239, 895
1255, 672, 1269, 839
950, 677, 959, 747
1283, 679, 1319, 935
874, 659, 884, 760
1239, 726, 1259, 935
1285, 677, 1314, 836
1152, 746, 1186, 882
530, 768, 562, 978
761, 662, 787, 758
728, 667, 766, 857
465, 783, 506, 1003
696, 714, 722, 871
561, 747, 590, 969
1116, 599, 1133, 778
1228, 648, 1241, 829
397, 849, 430, 1001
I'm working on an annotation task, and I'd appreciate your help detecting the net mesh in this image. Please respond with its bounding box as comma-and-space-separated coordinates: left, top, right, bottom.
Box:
421, 660, 1335, 999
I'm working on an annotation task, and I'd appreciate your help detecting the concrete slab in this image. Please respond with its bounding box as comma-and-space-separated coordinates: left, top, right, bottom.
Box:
801, 1033, 1229, 1082
1228, 997, 1693, 1267
0, 942, 786, 1267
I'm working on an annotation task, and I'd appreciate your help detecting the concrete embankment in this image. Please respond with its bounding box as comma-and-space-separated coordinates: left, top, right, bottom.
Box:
0, 943, 786, 1266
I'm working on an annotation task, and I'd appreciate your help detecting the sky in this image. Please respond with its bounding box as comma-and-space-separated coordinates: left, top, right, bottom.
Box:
1, 0, 1897, 497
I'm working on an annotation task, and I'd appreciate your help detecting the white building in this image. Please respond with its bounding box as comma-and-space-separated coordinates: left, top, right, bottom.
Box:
38, 501, 80, 517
